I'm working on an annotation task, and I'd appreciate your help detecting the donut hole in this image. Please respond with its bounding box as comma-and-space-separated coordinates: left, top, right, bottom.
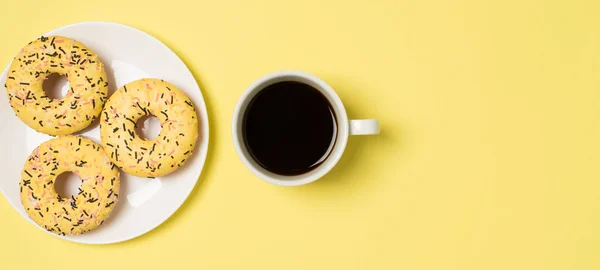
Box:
43, 73, 70, 99
135, 114, 161, 140
54, 172, 81, 198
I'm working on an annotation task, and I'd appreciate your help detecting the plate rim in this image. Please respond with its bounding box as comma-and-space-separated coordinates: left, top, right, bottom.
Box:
0, 21, 210, 244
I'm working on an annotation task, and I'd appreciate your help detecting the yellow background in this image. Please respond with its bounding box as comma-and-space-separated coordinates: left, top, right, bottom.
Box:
1, 0, 599, 269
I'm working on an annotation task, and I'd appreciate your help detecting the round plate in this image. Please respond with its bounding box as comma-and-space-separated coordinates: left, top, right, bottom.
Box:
0, 22, 209, 244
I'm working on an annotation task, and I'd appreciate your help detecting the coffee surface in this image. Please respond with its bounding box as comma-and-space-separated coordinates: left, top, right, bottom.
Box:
243, 81, 337, 176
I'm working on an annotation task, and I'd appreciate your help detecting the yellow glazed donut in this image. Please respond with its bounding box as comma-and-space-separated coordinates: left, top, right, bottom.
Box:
20, 136, 120, 236
5, 36, 108, 135
100, 78, 199, 177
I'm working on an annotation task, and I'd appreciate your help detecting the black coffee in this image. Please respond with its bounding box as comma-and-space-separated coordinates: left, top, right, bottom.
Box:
243, 81, 337, 176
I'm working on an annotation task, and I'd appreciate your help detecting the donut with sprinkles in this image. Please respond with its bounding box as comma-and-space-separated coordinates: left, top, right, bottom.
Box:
20, 136, 120, 236
100, 78, 199, 177
5, 36, 108, 135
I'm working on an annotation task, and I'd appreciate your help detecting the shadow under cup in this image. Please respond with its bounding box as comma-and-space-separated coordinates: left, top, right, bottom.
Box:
233, 71, 351, 186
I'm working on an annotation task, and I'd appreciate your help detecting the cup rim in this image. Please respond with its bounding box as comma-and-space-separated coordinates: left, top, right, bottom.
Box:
232, 70, 349, 186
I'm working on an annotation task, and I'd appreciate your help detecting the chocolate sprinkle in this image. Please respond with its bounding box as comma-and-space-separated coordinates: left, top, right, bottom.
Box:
125, 117, 137, 127
136, 102, 146, 114
75, 160, 87, 167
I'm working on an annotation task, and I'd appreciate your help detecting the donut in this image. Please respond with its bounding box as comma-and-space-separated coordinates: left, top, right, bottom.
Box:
5, 36, 108, 135
100, 78, 199, 177
20, 136, 120, 236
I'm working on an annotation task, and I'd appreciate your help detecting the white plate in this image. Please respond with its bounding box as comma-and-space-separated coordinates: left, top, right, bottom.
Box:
0, 22, 209, 244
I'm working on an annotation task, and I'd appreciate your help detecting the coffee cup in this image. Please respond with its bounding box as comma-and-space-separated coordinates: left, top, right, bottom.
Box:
232, 70, 379, 186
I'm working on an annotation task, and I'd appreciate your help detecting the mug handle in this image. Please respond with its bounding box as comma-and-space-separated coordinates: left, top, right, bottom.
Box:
349, 119, 380, 135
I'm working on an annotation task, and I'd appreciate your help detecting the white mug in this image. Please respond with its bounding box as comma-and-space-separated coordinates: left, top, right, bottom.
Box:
232, 70, 379, 186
